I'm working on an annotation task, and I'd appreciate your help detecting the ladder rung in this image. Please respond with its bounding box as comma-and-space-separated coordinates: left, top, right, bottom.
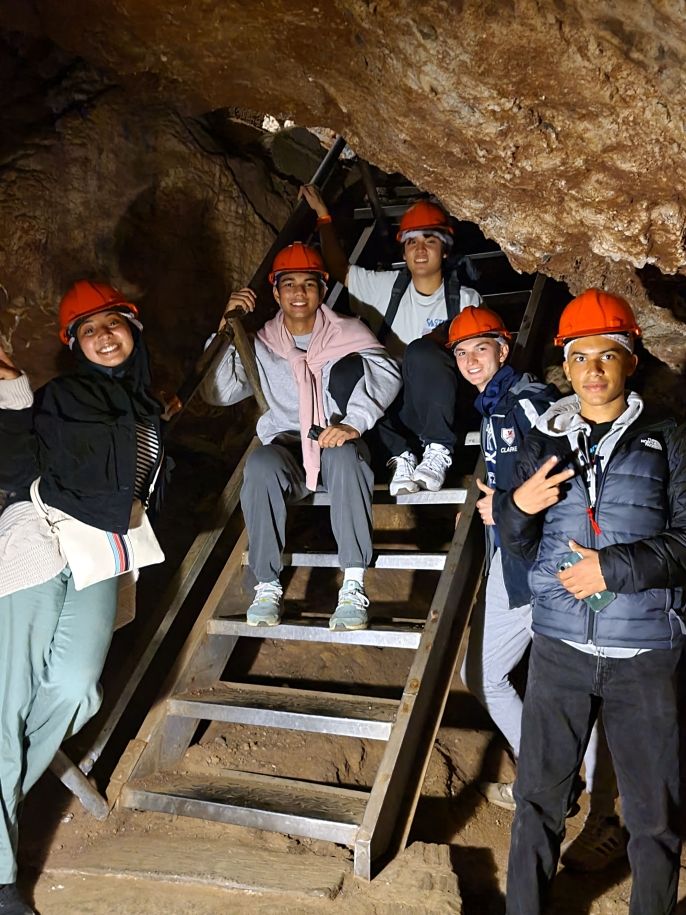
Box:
480, 290, 531, 305
353, 203, 408, 219
240, 551, 446, 571
169, 682, 398, 740
208, 616, 423, 648
303, 486, 467, 506
121, 770, 369, 846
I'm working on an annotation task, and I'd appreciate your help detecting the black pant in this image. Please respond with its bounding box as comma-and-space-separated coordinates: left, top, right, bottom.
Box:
507, 635, 682, 915
375, 335, 469, 460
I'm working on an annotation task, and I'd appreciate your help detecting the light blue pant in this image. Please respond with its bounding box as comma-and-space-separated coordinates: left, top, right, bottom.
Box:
0, 569, 117, 882
461, 549, 533, 757
460, 549, 616, 813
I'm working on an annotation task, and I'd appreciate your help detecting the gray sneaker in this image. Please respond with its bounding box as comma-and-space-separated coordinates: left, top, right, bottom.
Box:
387, 451, 419, 496
329, 580, 369, 630
479, 780, 516, 811
246, 580, 283, 626
413, 443, 452, 492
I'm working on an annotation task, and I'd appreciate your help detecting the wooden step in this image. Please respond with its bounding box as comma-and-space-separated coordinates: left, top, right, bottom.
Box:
208, 615, 423, 648
169, 682, 398, 740
241, 551, 446, 571
120, 769, 369, 845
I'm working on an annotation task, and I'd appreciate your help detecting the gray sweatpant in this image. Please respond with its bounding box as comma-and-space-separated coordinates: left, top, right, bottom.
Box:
241, 440, 374, 582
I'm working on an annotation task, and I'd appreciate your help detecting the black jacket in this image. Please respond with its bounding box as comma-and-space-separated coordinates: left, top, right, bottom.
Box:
498, 394, 686, 649
0, 339, 161, 534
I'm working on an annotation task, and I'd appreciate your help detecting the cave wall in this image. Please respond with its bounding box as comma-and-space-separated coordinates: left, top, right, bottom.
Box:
1, 0, 684, 372
0, 36, 290, 390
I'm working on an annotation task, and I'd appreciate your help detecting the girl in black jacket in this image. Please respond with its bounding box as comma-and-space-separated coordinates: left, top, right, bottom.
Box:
0, 281, 162, 915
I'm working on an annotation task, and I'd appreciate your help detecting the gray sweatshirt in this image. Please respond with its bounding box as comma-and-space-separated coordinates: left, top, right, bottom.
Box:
201, 336, 402, 445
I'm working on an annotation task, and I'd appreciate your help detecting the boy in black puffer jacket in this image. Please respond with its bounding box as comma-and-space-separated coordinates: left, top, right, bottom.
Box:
499, 290, 686, 915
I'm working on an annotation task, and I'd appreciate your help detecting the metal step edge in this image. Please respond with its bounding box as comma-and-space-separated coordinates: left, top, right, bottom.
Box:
207, 618, 422, 648
240, 551, 446, 570
120, 781, 365, 846
304, 487, 467, 506
167, 690, 395, 741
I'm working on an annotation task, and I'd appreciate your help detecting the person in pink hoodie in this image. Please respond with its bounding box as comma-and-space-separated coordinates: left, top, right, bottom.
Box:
202, 243, 401, 630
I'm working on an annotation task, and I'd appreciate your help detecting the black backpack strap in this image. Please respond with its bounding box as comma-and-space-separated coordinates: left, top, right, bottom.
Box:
378, 268, 411, 344
444, 267, 463, 320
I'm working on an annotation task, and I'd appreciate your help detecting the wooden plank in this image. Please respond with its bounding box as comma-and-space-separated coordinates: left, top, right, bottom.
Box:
121, 769, 368, 845
169, 682, 398, 739
109, 529, 249, 789
44, 835, 347, 899
79, 438, 260, 776
50, 750, 109, 819
353, 464, 485, 879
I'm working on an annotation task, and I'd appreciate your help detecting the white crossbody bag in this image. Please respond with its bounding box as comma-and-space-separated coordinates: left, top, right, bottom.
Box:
30, 466, 165, 591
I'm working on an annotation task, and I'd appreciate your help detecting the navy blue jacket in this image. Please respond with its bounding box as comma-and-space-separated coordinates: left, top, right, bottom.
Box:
498, 394, 686, 649
476, 366, 560, 608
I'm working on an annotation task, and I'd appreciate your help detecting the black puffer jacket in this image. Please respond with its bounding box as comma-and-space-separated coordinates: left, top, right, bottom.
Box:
498, 394, 686, 649
0, 335, 162, 534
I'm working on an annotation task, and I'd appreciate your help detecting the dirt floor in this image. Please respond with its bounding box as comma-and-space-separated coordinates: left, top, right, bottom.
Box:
17, 623, 686, 914
15, 497, 686, 914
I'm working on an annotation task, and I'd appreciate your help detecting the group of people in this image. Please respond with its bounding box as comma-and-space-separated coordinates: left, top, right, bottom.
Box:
0, 191, 684, 915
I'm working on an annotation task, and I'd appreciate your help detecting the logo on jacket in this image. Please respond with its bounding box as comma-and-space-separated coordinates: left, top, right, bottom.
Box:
501, 427, 516, 447
641, 437, 662, 451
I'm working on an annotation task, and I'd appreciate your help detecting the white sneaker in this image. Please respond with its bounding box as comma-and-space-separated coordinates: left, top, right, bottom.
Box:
413, 443, 452, 492
479, 781, 516, 811
387, 451, 419, 496
246, 580, 283, 626
329, 580, 369, 630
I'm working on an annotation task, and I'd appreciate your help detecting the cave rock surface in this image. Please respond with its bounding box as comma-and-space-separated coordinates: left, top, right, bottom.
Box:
1, 1, 686, 368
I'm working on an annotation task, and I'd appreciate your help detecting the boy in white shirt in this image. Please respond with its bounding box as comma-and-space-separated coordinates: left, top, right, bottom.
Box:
301, 186, 481, 495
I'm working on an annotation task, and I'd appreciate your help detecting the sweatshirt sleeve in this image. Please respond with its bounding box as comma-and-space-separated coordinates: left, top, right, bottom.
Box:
599, 422, 686, 592
199, 337, 253, 407
337, 347, 402, 435
0, 374, 39, 490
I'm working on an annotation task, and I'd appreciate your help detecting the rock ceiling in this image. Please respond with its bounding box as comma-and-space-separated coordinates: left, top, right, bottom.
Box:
1, 0, 685, 370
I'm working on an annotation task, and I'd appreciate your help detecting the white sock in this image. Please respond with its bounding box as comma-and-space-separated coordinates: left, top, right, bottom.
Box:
343, 567, 365, 586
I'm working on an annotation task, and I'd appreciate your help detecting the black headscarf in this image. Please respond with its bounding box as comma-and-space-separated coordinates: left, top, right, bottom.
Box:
31, 320, 162, 532
67, 321, 162, 425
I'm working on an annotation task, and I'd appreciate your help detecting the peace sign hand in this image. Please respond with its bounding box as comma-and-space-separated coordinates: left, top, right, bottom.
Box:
513, 455, 575, 515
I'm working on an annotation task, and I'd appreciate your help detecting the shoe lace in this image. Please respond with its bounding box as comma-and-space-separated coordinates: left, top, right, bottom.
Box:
420, 446, 451, 473
254, 581, 283, 602
386, 452, 416, 476
338, 582, 370, 611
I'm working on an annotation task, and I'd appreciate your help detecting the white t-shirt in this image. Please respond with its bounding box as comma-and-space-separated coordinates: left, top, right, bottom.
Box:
347, 265, 482, 357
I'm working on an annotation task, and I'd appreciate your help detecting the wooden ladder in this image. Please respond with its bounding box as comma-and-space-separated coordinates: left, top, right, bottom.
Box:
109, 264, 550, 880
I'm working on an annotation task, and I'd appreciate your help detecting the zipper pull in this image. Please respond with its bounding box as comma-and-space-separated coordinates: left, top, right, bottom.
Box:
586, 506, 602, 536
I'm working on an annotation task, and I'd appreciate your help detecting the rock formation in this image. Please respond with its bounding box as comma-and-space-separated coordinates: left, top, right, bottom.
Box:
0, 1, 685, 373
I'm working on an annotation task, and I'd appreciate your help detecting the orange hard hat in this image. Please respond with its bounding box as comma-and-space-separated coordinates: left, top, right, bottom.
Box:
554, 288, 641, 347
446, 306, 512, 348
268, 242, 329, 285
58, 280, 138, 344
396, 200, 454, 241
